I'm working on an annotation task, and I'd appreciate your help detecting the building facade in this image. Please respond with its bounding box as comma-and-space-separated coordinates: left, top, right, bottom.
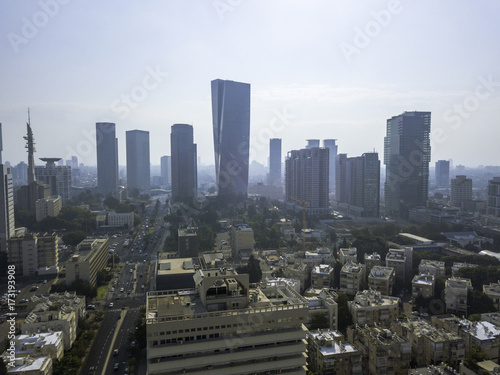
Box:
368, 266, 395, 296
65, 238, 109, 287
348, 290, 400, 326
35, 158, 71, 203
170, 124, 197, 201
35, 195, 61, 222
96, 122, 119, 195
160, 155, 171, 186
450, 175, 472, 209
487, 177, 500, 216
126, 129, 150, 193
268, 138, 282, 186
435, 160, 450, 188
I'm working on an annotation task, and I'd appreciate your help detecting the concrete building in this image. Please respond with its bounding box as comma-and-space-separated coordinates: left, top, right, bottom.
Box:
385, 247, 412, 283
285, 147, 330, 215
304, 248, 334, 265
303, 288, 338, 330
435, 160, 450, 188
35, 195, 61, 222
145, 268, 309, 375
268, 138, 282, 186
160, 155, 171, 186
96, 122, 119, 196
212, 79, 251, 197
347, 325, 412, 375
348, 289, 400, 326
311, 264, 333, 289
451, 175, 472, 209
126, 129, 150, 193
230, 224, 254, 260
307, 329, 362, 375
412, 274, 435, 299
384, 111, 431, 219
178, 227, 198, 258
65, 238, 109, 287
368, 266, 395, 296
391, 318, 465, 367
339, 247, 357, 265
107, 212, 134, 228
13, 332, 64, 361
323, 139, 338, 197
0, 124, 15, 254
445, 277, 473, 314
8, 232, 58, 276
419, 259, 446, 277
442, 231, 493, 249
156, 256, 200, 291
452, 262, 478, 276
487, 177, 500, 217
484, 282, 500, 311
4, 356, 53, 374
35, 158, 71, 203
364, 252, 381, 275
285, 262, 311, 294
171, 124, 197, 201
340, 261, 365, 296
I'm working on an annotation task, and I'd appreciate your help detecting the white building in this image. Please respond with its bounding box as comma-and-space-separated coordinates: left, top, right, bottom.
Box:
107, 211, 134, 228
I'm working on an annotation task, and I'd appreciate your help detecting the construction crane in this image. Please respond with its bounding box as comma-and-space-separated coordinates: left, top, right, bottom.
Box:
290, 196, 309, 251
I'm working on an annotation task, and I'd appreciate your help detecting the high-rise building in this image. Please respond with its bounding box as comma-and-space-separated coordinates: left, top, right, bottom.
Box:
12, 161, 28, 185
35, 158, 71, 203
323, 139, 338, 196
384, 111, 431, 218
96, 122, 118, 196
211, 79, 250, 197
306, 139, 320, 149
435, 160, 450, 188
487, 177, 500, 217
126, 130, 150, 194
335, 152, 380, 217
171, 124, 197, 201
160, 155, 171, 186
268, 138, 282, 186
71, 156, 79, 186
285, 147, 329, 215
450, 175, 472, 209
0, 124, 15, 254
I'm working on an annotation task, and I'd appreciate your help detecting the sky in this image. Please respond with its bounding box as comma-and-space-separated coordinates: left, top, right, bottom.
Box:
1, 0, 500, 169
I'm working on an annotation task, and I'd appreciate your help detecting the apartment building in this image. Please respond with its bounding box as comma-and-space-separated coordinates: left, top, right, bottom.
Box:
484, 282, 500, 311
303, 288, 338, 330
230, 224, 254, 260
445, 277, 473, 314
65, 238, 109, 287
347, 325, 412, 375
385, 249, 407, 284
13, 331, 64, 361
8, 232, 59, 276
348, 289, 399, 326
418, 259, 445, 277
364, 252, 381, 275
339, 247, 357, 265
285, 262, 311, 294
340, 261, 365, 296
452, 262, 478, 276
307, 329, 362, 375
146, 268, 309, 375
368, 266, 395, 296
311, 264, 333, 289
412, 274, 436, 299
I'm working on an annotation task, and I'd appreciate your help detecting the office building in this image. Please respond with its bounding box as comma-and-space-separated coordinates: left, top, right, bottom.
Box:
160, 155, 171, 186
35, 196, 62, 222
487, 177, 500, 216
285, 147, 329, 215
211, 79, 251, 197
335, 152, 380, 217
145, 268, 309, 375
306, 139, 320, 149
12, 161, 28, 185
268, 138, 282, 186
348, 289, 399, 326
384, 111, 431, 218
65, 238, 109, 287
435, 160, 450, 188
368, 266, 395, 296
0, 124, 15, 254
450, 175, 472, 209
8, 232, 58, 276
171, 124, 197, 201
35, 158, 71, 203
323, 139, 338, 196
307, 330, 362, 375
126, 130, 150, 193
96, 122, 118, 196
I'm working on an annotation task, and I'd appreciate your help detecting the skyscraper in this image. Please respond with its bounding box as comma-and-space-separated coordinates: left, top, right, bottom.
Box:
450, 175, 472, 208
126, 130, 150, 193
285, 147, 329, 215
384, 111, 431, 218
323, 139, 338, 196
211, 79, 250, 197
306, 139, 320, 149
171, 124, 197, 201
96, 122, 119, 196
160, 155, 171, 186
268, 138, 282, 186
35, 158, 71, 203
0, 124, 15, 253
487, 177, 500, 217
435, 160, 450, 188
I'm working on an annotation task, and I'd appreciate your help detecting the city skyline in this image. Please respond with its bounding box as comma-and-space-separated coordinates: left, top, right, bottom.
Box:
1, 2, 500, 168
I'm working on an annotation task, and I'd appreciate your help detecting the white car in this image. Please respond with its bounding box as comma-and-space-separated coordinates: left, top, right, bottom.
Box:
109, 302, 114, 308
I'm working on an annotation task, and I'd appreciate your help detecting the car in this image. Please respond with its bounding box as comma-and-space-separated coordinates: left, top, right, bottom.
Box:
130, 268, 133, 273
113, 362, 119, 371
30, 286, 39, 292
110, 287, 115, 292
143, 259, 146, 263
109, 302, 114, 308
120, 287, 124, 293
87, 304, 96, 310
88, 366, 96, 375
113, 349, 119, 356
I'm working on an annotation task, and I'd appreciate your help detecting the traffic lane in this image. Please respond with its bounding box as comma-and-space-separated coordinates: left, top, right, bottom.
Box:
106, 308, 140, 375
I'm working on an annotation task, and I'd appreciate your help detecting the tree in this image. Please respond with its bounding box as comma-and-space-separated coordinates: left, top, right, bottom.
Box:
103, 196, 120, 209
337, 293, 353, 334
309, 312, 329, 330
62, 230, 87, 246
237, 255, 262, 283
467, 289, 496, 316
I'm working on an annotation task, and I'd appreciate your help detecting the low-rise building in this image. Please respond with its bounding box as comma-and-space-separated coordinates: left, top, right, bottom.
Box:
347, 325, 411, 375
418, 259, 445, 277
445, 277, 473, 314
230, 224, 254, 260
304, 248, 335, 264
13, 331, 64, 361
178, 227, 198, 258
452, 262, 478, 276
340, 261, 365, 296
107, 211, 134, 228
391, 318, 465, 367
339, 247, 357, 264
311, 264, 333, 289
412, 274, 435, 299
285, 261, 311, 294
65, 237, 109, 287
4, 356, 53, 375
304, 288, 338, 330
368, 266, 395, 296
385, 249, 407, 284
35, 195, 62, 222
8, 232, 59, 277
348, 289, 399, 326
364, 252, 381, 275
484, 282, 500, 311
307, 329, 362, 375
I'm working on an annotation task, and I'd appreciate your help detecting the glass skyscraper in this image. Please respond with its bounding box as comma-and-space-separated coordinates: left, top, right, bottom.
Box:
384, 111, 431, 218
126, 130, 150, 193
268, 138, 282, 187
96, 122, 118, 196
211, 79, 250, 197
170, 124, 197, 201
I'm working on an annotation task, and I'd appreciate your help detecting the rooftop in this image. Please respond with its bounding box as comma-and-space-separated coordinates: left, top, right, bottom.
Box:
369, 266, 394, 280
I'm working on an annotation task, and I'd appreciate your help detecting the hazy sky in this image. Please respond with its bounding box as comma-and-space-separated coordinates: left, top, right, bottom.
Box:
1, 1, 500, 169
